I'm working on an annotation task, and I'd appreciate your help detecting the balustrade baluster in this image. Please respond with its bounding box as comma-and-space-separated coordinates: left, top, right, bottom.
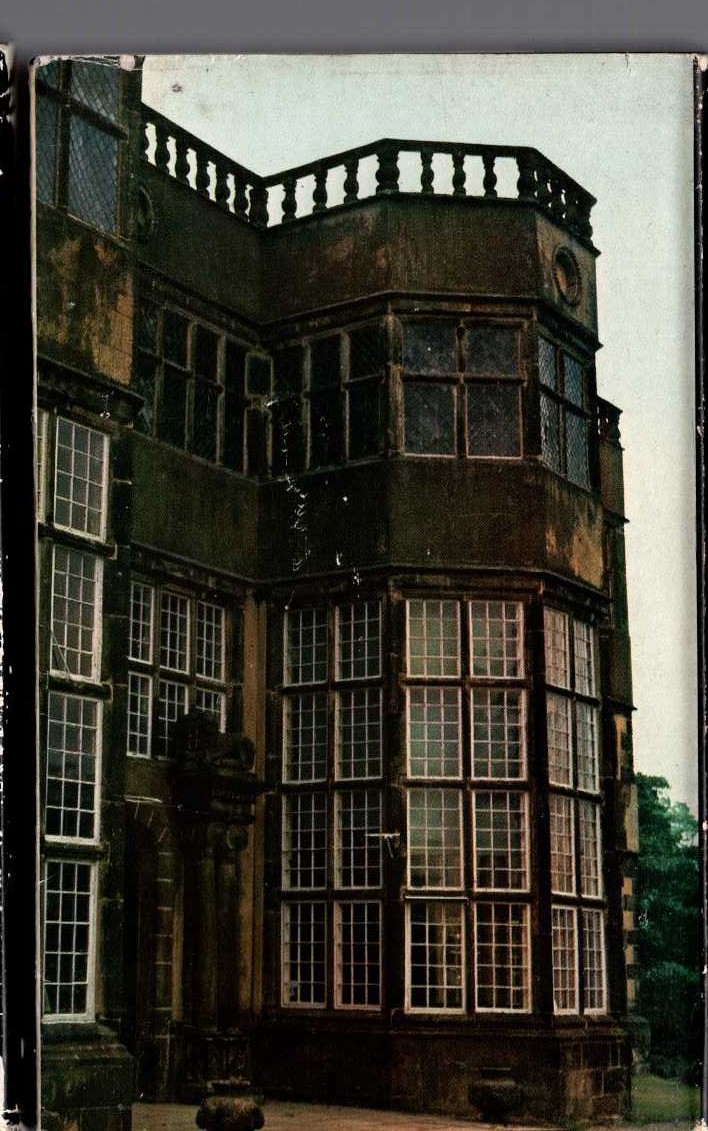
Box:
536, 161, 552, 210
214, 164, 230, 210
195, 152, 210, 198
281, 175, 297, 222
343, 158, 359, 204
482, 152, 497, 198
154, 123, 170, 174
419, 147, 434, 194
233, 172, 248, 219
516, 152, 536, 201
141, 120, 151, 163
452, 149, 466, 196
549, 172, 565, 221
376, 144, 400, 194
249, 181, 269, 228
312, 166, 328, 213
174, 136, 190, 185
575, 189, 594, 241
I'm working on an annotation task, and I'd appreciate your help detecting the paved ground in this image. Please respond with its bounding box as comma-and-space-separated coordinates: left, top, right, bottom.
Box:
132, 1101, 695, 1131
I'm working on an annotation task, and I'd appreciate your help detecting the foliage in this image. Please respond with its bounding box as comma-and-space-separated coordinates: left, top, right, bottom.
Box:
630, 1071, 700, 1123
634, 774, 701, 1079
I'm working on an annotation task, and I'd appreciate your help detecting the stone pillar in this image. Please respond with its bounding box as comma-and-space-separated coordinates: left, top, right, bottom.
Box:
172, 712, 264, 1100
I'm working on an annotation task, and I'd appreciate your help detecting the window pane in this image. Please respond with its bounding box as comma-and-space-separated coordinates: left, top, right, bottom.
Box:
157, 366, 187, 448
45, 694, 99, 839
335, 901, 381, 1008
271, 397, 304, 476
407, 788, 462, 889
285, 607, 327, 685
160, 592, 189, 671
540, 392, 561, 472
51, 547, 101, 679
546, 693, 573, 786
336, 689, 382, 780
127, 672, 152, 757
475, 903, 530, 1011
310, 388, 343, 468
133, 354, 156, 436
194, 325, 219, 381
310, 336, 340, 390
283, 793, 327, 889
194, 687, 226, 730
466, 325, 519, 376
284, 693, 328, 782
574, 621, 596, 697
246, 354, 271, 396
552, 906, 578, 1013
407, 902, 464, 1011
336, 600, 381, 680
349, 324, 385, 380
407, 599, 460, 678
69, 60, 120, 122
163, 311, 189, 367
157, 679, 188, 757
196, 601, 225, 680
471, 689, 525, 779
223, 343, 246, 471
563, 354, 585, 407
549, 794, 575, 894
336, 790, 382, 888
192, 382, 219, 461
576, 702, 600, 792
538, 337, 557, 390
473, 792, 528, 890
582, 909, 606, 1012
544, 608, 570, 688
282, 902, 326, 1006
67, 116, 117, 232
54, 418, 107, 537
403, 323, 457, 374
348, 380, 380, 459
407, 687, 461, 778
273, 345, 303, 396
36, 94, 58, 205
565, 411, 590, 489
129, 582, 154, 663
469, 601, 523, 678
579, 800, 602, 897
43, 860, 93, 1018
467, 383, 521, 457
403, 383, 456, 455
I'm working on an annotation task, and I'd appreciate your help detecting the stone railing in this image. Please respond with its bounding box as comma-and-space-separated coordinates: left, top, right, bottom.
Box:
141, 106, 595, 244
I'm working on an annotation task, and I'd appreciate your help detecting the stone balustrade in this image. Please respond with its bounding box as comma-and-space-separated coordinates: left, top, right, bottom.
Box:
141, 106, 595, 245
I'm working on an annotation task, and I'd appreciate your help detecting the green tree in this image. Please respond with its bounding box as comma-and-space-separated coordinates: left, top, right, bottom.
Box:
635, 773, 701, 1078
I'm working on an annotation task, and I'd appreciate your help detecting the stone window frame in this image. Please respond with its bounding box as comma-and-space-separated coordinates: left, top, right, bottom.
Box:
52, 417, 109, 540
402, 595, 532, 1015
134, 297, 264, 472
42, 858, 98, 1022
400, 319, 526, 461
44, 691, 102, 845
474, 901, 531, 1013
280, 599, 385, 1012
49, 545, 103, 683
538, 332, 592, 490
126, 579, 231, 759
405, 899, 466, 1014
544, 605, 606, 1016
34, 58, 126, 235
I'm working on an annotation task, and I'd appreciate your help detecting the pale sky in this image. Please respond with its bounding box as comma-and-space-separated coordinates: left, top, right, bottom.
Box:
142, 53, 698, 810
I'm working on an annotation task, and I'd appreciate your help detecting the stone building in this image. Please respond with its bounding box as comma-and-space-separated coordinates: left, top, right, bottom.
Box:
33, 56, 638, 1129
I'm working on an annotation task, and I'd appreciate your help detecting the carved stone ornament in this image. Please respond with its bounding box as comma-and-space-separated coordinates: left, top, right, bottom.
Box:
552, 244, 582, 305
